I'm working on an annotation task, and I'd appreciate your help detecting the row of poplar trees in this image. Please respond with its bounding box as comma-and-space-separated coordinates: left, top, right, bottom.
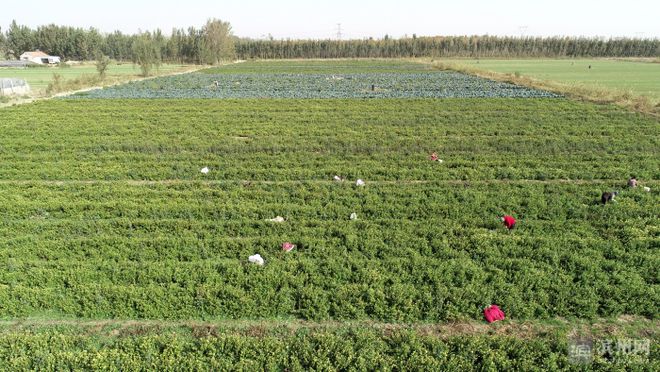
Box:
235, 36, 659, 59
1, 20, 658, 62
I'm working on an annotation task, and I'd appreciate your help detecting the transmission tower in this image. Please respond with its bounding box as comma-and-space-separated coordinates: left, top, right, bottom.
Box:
336, 23, 343, 40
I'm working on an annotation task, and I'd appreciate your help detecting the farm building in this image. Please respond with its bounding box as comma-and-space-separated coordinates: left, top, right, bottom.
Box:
20, 50, 61, 64
0, 78, 31, 96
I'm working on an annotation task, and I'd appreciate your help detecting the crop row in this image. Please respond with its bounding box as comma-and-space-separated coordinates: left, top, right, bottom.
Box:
0, 182, 656, 320
200, 59, 437, 74
3, 325, 655, 371
0, 181, 656, 222
1, 99, 658, 180
70, 72, 560, 99
0, 255, 655, 320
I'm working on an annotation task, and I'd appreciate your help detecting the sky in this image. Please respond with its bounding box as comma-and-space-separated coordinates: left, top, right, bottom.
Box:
1, 0, 658, 39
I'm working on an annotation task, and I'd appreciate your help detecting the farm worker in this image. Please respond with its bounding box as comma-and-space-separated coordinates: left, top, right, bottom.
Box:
601, 191, 618, 204
484, 305, 505, 323
628, 177, 637, 188
500, 215, 516, 230
429, 152, 444, 163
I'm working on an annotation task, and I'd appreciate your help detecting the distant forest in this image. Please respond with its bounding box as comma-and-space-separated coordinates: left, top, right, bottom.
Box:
235, 36, 660, 59
0, 20, 658, 63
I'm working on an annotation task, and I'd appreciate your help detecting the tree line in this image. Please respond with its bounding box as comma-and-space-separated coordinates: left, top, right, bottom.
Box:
0, 19, 235, 64
0, 20, 658, 62
235, 36, 659, 59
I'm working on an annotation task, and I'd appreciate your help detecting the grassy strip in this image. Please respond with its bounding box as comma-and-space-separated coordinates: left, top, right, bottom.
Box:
429, 61, 660, 116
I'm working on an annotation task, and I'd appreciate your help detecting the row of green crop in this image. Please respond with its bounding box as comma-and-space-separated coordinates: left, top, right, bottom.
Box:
0, 217, 656, 269
0, 183, 655, 320
200, 60, 436, 74
0, 99, 658, 180
4, 100, 655, 147
0, 254, 655, 320
0, 182, 656, 242
0, 325, 655, 371
2, 135, 653, 155
1, 218, 656, 260
71, 72, 560, 99
5, 99, 656, 139
0, 155, 656, 180
1, 181, 657, 216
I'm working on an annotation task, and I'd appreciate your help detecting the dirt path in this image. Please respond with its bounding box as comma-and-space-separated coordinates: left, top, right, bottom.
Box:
0, 316, 655, 340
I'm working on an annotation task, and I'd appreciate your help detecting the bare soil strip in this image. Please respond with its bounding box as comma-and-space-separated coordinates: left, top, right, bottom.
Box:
0, 317, 655, 340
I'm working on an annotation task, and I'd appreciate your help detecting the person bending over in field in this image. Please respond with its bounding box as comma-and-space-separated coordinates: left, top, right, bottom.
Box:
500, 215, 516, 230
601, 191, 618, 204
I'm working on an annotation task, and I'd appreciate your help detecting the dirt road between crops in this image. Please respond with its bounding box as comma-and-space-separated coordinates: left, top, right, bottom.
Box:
0, 316, 655, 340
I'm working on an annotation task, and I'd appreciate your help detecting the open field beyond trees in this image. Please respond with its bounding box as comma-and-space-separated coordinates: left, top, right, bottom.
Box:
0, 60, 657, 369
449, 59, 660, 99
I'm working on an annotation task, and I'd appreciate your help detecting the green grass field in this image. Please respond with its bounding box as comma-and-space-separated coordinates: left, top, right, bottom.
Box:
451, 59, 660, 98
0, 63, 192, 93
0, 60, 657, 369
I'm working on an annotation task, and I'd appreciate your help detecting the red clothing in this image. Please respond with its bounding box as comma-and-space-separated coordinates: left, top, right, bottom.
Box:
502, 215, 516, 230
484, 305, 505, 323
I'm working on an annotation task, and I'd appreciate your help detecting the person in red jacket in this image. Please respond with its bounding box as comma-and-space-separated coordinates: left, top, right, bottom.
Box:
500, 215, 516, 230
484, 305, 505, 323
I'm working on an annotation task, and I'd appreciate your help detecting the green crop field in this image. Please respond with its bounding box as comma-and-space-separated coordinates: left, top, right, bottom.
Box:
451, 59, 660, 98
0, 60, 657, 369
0, 63, 192, 93
204, 59, 436, 74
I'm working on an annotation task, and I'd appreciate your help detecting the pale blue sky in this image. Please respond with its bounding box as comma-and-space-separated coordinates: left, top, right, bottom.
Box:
1, 0, 658, 39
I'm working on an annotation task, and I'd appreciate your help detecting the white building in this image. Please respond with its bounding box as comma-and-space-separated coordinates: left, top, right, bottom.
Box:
19, 50, 61, 64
